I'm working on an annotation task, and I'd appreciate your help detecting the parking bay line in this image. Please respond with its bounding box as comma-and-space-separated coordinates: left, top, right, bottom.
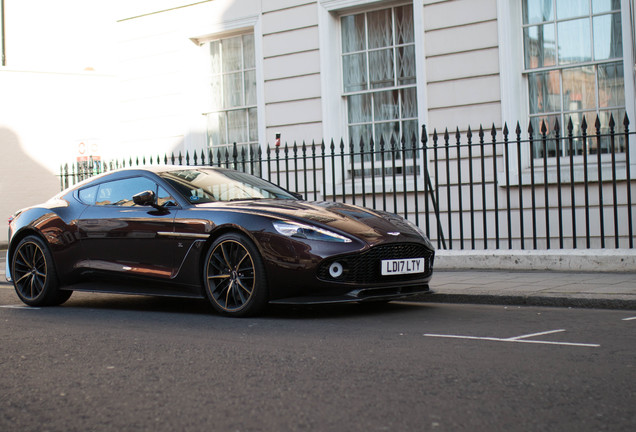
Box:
0, 305, 40, 310
622, 316, 636, 321
424, 329, 600, 348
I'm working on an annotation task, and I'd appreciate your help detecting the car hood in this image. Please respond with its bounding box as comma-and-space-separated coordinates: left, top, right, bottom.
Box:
197, 199, 426, 245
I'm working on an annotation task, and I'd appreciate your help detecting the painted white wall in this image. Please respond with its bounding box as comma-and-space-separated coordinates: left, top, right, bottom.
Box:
0, 1, 118, 244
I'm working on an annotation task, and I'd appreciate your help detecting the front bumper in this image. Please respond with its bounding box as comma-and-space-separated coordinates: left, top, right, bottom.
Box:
269, 282, 433, 305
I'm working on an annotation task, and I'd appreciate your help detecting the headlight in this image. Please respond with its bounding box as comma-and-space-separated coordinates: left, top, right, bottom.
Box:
273, 221, 352, 243
402, 218, 435, 249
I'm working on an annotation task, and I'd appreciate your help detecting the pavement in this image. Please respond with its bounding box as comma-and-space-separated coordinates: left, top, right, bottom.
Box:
2, 251, 635, 310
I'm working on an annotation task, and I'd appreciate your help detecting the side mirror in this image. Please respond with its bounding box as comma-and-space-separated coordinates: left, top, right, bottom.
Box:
133, 190, 157, 207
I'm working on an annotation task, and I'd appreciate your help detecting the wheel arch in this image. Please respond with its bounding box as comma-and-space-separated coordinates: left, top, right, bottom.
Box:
7, 228, 50, 271
198, 225, 270, 298
8, 228, 61, 288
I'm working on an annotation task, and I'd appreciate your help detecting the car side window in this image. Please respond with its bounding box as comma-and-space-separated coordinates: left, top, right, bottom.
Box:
78, 185, 99, 205
157, 186, 177, 207
95, 177, 158, 206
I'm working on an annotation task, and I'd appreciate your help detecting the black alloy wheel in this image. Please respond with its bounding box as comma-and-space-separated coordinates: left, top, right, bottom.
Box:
204, 233, 267, 317
11, 235, 72, 306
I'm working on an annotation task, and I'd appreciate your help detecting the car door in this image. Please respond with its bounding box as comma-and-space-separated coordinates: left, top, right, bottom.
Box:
77, 175, 179, 279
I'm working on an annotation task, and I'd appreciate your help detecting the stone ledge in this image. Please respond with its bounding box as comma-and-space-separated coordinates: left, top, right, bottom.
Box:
435, 249, 636, 272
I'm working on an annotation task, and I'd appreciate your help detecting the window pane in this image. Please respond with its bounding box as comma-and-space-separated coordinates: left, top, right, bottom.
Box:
242, 34, 255, 68
248, 108, 258, 142
207, 112, 227, 146
562, 66, 596, 111
556, 0, 589, 19
223, 72, 243, 108
529, 114, 561, 157
397, 45, 416, 85
523, 0, 554, 24
373, 122, 400, 148
79, 185, 98, 205
373, 90, 399, 121
524, 24, 556, 68
210, 75, 222, 111
528, 70, 561, 114
402, 120, 419, 146
157, 186, 176, 207
369, 49, 394, 88
563, 111, 587, 155
593, 13, 622, 60
349, 124, 372, 152
368, 9, 392, 49
343, 53, 367, 92
400, 87, 418, 119
227, 110, 247, 144
347, 94, 372, 123
558, 18, 592, 64
395, 6, 414, 44
244, 70, 256, 106
341, 14, 366, 53
598, 62, 625, 107
222, 37, 242, 72
592, 109, 626, 153
209, 41, 221, 74
96, 178, 156, 207
592, 0, 621, 13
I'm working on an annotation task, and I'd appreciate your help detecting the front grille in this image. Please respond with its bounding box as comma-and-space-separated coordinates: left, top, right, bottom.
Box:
317, 243, 433, 284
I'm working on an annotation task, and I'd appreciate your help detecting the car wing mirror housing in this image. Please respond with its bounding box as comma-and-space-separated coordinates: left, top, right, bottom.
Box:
133, 190, 160, 209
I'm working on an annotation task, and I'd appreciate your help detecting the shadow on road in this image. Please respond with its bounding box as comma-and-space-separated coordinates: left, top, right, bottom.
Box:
52, 291, 433, 320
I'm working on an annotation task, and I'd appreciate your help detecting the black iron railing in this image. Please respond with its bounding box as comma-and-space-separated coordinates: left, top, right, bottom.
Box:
60, 114, 635, 250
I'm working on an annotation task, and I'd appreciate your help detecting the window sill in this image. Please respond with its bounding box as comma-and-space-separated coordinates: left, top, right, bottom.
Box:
500, 160, 635, 187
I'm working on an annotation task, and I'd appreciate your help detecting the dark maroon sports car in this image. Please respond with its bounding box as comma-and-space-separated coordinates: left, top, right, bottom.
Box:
6, 166, 435, 317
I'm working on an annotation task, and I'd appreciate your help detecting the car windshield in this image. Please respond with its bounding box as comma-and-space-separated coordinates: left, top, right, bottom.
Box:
159, 168, 298, 204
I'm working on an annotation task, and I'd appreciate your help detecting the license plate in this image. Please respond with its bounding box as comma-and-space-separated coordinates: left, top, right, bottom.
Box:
381, 258, 426, 276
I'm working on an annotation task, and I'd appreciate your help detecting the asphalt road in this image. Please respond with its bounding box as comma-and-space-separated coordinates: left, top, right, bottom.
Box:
1, 286, 634, 432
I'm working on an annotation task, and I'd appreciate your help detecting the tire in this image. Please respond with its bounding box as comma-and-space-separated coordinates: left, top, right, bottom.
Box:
11, 235, 72, 307
203, 233, 268, 317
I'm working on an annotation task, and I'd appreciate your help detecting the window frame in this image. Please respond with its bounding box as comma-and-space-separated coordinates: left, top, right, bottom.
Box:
340, 4, 420, 172
319, 0, 428, 191
204, 33, 259, 155
191, 17, 265, 155
497, 0, 636, 178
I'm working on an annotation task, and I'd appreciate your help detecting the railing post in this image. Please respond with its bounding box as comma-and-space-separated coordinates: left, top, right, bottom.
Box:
608, 115, 619, 248
541, 120, 550, 249
401, 134, 408, 220
594, 116, 605, 248
479, 126, 488, 249
359, 136, 366, 208
444, 129, 452, 249
503, 123, 512, 249
455, 128, 464, 249
567, 118, 576, 249
624, 114, 633, 248
491, 124, 499, 249
467, 126, 475, 249
349, 138, 356, 206
582, 116, 591, 248
311, 141, 318, 201
516, 122, 525, 250
370, 137, 377, 209
554, 119, 564, 249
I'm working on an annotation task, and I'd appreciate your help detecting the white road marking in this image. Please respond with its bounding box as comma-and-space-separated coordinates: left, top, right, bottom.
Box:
622, 316, 636, 321
506, 329, 565, 340
424, 330, 600, 348
0, 305, 40, 310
